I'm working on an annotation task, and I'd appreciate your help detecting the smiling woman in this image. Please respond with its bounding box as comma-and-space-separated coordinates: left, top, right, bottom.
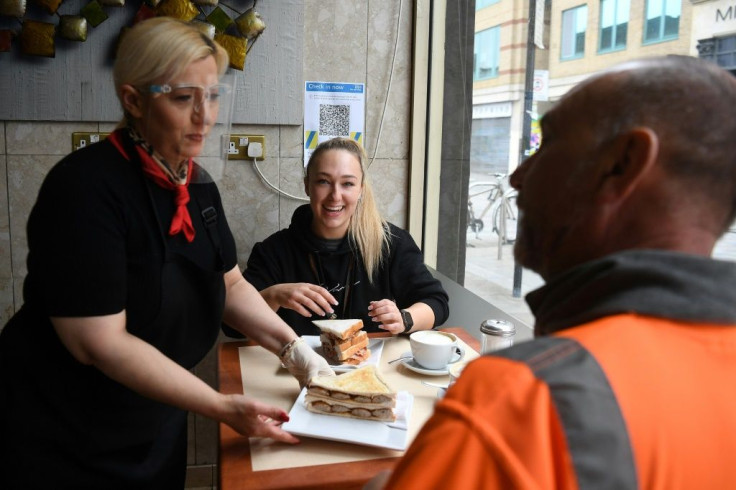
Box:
241, 137, 450, 338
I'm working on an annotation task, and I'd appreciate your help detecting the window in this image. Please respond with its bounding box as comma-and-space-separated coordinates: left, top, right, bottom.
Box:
644, 0, 680, 43
699, 35, 736, 73
474, 26, 501, 80
599, 0, 629, 52
476, 0, 501, 9
561, 5, 588, 60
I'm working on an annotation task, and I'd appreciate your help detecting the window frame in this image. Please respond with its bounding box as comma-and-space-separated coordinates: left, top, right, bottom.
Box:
560, 4, 589, 61
474, 25, 502, 81
598, 0, 629, 53
642, 0, 681, 45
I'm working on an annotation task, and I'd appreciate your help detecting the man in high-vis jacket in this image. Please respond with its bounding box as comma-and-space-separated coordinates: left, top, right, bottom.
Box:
379, 56, 736, 488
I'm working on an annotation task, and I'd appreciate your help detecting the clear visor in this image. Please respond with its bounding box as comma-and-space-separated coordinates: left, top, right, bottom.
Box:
144, 74, 236, 183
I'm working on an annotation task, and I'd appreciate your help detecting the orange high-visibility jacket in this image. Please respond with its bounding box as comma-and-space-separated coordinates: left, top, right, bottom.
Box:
386, 251, 736, 489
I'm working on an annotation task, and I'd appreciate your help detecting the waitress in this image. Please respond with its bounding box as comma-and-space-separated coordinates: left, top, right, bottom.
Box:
0, 17, 332, 489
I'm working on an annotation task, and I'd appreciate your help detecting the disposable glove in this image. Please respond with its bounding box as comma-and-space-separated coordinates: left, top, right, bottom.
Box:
280, 338, 335, 388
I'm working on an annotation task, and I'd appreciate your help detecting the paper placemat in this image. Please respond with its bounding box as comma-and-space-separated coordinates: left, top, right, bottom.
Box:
239, 335, 479, 471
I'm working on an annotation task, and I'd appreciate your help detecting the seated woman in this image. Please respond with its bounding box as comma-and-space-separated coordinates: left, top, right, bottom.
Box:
243, 137, 449, 336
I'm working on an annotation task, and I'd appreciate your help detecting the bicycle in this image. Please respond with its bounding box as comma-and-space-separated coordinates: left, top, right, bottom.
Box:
467, 173, 518, 246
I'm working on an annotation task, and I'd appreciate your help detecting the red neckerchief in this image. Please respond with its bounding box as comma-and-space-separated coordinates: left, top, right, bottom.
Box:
108, 129, 196, 242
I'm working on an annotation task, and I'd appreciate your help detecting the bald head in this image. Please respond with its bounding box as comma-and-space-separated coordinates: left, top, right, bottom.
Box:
511, 56, 736, 279
577, 56, 736, 233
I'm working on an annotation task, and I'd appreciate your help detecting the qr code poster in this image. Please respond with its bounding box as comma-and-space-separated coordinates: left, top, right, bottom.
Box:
304, 81, 365, 167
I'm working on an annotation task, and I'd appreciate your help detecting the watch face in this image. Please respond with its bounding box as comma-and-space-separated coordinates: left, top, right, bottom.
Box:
401, 309, 414, 329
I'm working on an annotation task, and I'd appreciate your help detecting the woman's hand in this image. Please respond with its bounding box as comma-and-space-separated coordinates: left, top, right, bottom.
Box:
219, 394, 299, 444
281, 338, 336, 388
368, 299, 404, 335
261, 283, 338, 317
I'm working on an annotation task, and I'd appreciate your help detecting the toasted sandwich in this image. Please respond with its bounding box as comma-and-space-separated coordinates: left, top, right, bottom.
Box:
305, 365, 396, 422
313, 319, 371, 365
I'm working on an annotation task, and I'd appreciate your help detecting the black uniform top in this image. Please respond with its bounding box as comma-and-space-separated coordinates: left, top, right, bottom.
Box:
0, 131, 237, 489
243, 204, 449, 336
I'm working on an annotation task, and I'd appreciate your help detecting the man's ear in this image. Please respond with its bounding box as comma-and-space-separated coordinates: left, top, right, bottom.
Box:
303, 178, 309, 197
597, 127, 659, 204
120, 84, 144, 119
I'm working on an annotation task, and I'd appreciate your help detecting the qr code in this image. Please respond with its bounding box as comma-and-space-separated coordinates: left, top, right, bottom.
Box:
319, 104, 350, 137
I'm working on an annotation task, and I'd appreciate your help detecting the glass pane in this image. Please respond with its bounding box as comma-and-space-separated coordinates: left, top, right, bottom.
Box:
646, 0, 662, 21
718, 36, 736, 51
600, 0, 614, 29
663, 15, 679, 38
616, 23, 627, 48
645, 17, 661, 41
616, 0, 630, 23
600, 26, 612, 50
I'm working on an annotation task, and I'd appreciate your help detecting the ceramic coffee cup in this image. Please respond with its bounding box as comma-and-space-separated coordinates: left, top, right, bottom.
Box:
409, 330, 465, 370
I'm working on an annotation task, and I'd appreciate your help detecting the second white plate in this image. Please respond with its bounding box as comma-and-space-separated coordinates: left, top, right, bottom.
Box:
302, 336, 385, 373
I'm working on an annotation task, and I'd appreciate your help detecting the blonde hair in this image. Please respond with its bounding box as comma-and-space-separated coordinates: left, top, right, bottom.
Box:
305, 138, 390, 283
113, 17, 229, 125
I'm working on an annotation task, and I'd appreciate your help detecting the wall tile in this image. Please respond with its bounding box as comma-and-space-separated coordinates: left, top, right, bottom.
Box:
0, 121, 6, 153
0, 276, 13, 330
367, 158, 407, 228
304, 1, 368, 83
220, 149, 280, 266
7, 155, 59, 277
277, 157, 310, 229
279, 125, 305, 160
6, 122, 98, 155
12, 275, 23, 315
366, 0, 412, 161
0, 155, 9, 282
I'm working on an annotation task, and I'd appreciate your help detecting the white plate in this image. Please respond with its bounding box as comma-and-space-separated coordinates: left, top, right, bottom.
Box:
281, 388, 413, 451
399, 350, 462, 376
302, 336, 384, 373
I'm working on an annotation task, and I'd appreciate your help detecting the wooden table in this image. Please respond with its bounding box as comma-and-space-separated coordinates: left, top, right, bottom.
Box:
218, 327, 480, 490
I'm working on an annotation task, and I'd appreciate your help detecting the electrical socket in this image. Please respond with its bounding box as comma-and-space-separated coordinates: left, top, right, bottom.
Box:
227, 134, 265, 161
72, 132, 110, 151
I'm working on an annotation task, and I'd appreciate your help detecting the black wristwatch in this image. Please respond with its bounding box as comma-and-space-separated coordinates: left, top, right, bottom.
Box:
400, 309, 414, 334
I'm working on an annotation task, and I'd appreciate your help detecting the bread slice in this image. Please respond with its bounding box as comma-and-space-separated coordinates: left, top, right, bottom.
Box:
312, 319, 364, 341
339, 347, 371, 365
321, 330, 368, 351
320, 332, 369, 361
305, 366, 396, 422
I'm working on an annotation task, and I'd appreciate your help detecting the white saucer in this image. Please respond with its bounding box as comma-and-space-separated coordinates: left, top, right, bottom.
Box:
399, 351, 462, 376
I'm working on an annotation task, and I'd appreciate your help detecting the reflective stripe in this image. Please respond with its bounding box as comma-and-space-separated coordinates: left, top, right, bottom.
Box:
494, 337, 638, 489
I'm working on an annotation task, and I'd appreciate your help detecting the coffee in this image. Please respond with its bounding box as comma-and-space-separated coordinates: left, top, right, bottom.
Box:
409, 331, 465, 370
412, 331, 453, 345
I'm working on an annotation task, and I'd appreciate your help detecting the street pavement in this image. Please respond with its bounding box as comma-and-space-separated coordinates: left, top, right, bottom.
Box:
463, 221, 736, 332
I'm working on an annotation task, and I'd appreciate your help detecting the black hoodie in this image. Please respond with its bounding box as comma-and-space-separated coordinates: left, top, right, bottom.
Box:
242, 205, 449, 336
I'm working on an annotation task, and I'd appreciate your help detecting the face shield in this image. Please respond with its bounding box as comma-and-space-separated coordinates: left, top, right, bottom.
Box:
142, 73, 236, 184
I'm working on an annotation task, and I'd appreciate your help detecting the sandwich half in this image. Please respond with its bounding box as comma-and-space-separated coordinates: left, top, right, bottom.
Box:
305, 365, 397, 422
313, 319, 370, 365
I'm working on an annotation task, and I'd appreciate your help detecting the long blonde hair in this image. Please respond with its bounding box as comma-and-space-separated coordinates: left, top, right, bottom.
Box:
113, 17, 229, 126
305, 138, 390, 283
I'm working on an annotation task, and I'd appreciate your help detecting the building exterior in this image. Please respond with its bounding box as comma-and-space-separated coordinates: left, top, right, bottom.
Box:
472, 0, 710, 175
692, 0, 736, 74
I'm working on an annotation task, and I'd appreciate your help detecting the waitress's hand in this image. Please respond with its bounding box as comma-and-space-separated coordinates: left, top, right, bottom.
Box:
262, 283, 338, 317
281, 338, 335, 388
221, 394, 299, 444
368, 299, 404, 335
